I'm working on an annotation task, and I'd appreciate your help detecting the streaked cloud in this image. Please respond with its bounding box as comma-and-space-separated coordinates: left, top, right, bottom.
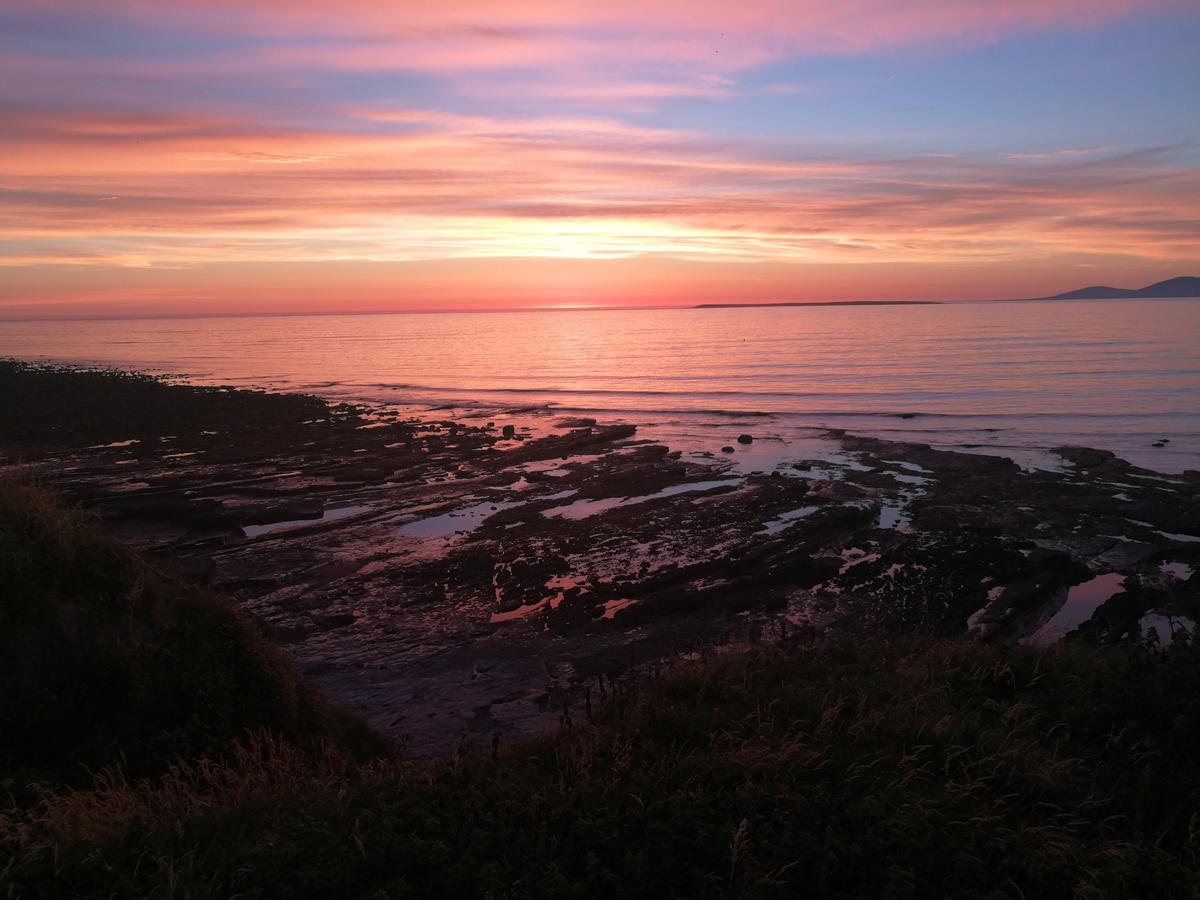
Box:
1004, 146, 1115, 159
0, 0, 1197, 312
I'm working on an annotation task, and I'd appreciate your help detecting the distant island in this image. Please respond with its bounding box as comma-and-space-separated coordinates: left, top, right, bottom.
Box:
1040, 275, 1200, 301
695, 300, 941, 309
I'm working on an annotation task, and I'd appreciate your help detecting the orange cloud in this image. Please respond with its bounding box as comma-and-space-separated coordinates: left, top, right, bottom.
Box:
3, 0, 1197, 314
3, 101, 1197, 275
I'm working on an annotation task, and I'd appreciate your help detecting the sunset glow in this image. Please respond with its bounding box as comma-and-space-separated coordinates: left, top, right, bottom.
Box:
2, 0, 1198, 316
4, 5, 1200, 885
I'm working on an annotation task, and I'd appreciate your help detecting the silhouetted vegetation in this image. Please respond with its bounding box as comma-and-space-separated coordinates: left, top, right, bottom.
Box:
0, 480, 384, 789
3, 483, 1199, 898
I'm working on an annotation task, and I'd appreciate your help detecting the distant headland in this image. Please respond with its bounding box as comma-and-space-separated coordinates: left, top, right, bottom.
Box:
694, 277, 1199, 309
1038, 275, 1200, 301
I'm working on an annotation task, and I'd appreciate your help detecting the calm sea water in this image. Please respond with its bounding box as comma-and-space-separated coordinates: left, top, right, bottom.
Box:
4, 299, 1198, 472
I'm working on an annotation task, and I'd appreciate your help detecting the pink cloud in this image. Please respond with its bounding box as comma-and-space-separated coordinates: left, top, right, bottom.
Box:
23, 1, 1187, 71
5, 0, 1197, 314
11, 1, 1180, 137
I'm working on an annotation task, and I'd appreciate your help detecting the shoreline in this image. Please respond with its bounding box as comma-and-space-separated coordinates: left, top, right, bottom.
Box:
2, 359, 1198, 753
6, 340, 1196, 475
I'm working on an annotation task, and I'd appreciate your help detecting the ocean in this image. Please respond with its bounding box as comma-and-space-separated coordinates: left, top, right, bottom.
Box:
4, 298, 1198, 472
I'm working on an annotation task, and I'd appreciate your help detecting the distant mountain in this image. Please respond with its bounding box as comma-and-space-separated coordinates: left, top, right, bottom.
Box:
1044, 276, 1200, 300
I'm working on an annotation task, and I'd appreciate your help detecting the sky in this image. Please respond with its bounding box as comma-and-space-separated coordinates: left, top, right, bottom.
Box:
1, 0, 1198, 317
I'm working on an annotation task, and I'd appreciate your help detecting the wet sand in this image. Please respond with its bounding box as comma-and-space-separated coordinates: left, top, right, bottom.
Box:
3, 361, 1198, 753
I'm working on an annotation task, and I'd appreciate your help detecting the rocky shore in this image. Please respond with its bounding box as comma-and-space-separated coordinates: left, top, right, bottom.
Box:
3, 360, 1197, 753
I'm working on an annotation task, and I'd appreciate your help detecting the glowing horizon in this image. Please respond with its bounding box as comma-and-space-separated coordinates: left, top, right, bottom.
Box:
2, 0, 1198, 317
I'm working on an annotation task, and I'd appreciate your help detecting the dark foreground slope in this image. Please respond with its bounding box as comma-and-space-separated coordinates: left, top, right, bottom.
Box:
3, 487, 1200, 899
0, 480, 384, 786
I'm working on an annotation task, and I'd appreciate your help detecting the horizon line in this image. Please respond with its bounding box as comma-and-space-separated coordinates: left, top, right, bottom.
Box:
3, 292, 1198, 324
0, 296, 1041, 323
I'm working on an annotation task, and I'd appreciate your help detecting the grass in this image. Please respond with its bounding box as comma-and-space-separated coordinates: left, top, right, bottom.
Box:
3, 483, 1200, 898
